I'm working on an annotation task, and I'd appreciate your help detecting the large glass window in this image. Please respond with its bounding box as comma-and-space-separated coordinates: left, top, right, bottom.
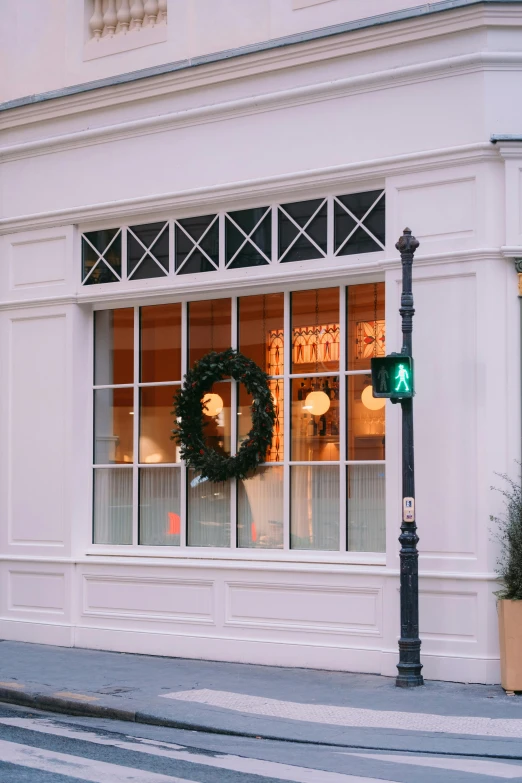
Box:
92, 284, 385, 552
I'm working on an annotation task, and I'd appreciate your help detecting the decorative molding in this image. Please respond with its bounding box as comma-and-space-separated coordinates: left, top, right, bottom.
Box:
493, 141, 522, 158
1, 4, 521, 130
0, 554, 500, 581
0, 143, 497, 237
0, 296, 78, 313
224, 581, 382, 636
514, 257, 522, 295
82, 574, 215, 625
0, 250, 504, 313
1, 53, 520, 164
501, 245, 522, 257
85, 0, 168, 60
8, 571, 66, 614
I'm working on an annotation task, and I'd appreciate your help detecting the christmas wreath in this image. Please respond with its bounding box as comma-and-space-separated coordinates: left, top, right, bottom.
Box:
172, 348, 275, 483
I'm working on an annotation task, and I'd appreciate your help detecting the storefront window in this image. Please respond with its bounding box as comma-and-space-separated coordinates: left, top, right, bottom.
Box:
92, 284, 386, 552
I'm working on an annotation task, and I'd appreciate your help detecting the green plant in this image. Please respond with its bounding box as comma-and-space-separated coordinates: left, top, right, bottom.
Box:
491, 464, 522, 600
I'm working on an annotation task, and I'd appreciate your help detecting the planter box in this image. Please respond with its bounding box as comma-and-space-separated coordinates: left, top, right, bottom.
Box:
498, 599, 522, 692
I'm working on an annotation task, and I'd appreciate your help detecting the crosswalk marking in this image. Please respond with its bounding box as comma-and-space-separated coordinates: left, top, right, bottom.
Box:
0, 738, 193, 783
344, 752, 522, 780
163, 688, 522, 738
0, 716, 394, 783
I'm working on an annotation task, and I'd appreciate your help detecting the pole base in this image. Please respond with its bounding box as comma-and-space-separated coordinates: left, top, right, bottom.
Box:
396, 673, 424, 688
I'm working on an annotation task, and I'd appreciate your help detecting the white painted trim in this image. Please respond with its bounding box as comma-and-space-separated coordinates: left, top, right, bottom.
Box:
0, 54, 516, 165
0, 248, 505, 313
501, 245, 522, 257
69, 625, 498, 680
0, 553, 498, 581
495, 142, 522, 158
1, 4, 520, 130
0, 143, 497, 236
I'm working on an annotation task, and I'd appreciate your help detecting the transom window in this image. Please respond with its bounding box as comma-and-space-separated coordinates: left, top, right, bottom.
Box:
81, 190, 385, 284
92, 283, 386, 552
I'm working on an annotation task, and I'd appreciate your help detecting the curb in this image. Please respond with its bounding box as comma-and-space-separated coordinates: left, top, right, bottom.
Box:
2, 688, 522, 761
0, 687, 135, 723
0, 687, 313, 743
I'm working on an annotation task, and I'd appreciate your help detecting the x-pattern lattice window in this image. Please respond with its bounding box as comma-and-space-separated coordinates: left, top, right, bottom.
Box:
225, 207, 271, 268
81, 190, 385, 285
175, 215, 219, 274
278, 198, 327, 262
128, 222, 169, 280
334, 190, 385, 256
82, 228, 122, 285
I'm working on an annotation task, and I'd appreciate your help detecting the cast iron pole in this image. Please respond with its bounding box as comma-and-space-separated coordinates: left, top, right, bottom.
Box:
395, 228, 424, 688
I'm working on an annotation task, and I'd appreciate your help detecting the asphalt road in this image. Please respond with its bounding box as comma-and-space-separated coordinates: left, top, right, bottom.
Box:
1, 702, 522, 782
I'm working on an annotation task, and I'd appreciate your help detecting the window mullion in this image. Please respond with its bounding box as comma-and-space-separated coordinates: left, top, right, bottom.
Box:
169, 218, 175, 276
339, 285, 347, 553
180, 300, 188, 549
122, 226, 128, 281
219, 211, 225, 270
271, 204, 277, 263
283, 290, 291, 551
230, 296, 238, 549
327, 194, 334, 257
132, 306, 140, 546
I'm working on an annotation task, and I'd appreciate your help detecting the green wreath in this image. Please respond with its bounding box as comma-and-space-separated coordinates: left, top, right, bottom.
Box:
172, 348, 275, 483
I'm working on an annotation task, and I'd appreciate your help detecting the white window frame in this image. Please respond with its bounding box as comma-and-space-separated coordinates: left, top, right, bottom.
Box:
90, 282, 386, 565
85, 187, 387, 565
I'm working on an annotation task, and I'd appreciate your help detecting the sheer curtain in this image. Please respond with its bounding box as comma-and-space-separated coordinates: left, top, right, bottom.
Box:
93, 468, 132, 544
187, 472, 230, 547
347, 465, 385, 552
139, 468, 181, 546
291, 466, 340, 550
238, 467, 284, 548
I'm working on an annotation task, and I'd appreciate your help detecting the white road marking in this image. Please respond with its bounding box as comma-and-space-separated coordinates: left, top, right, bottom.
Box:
344, 752, 522, 779
0, 716, 395, 783
0, 738, 193, 783
162, 688, 522, 739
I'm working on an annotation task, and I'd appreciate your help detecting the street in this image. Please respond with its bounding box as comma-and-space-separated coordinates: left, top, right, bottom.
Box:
0, 702, 522, 782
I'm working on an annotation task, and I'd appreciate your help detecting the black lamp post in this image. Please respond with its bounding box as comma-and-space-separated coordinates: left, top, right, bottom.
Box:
395, 228, 424, 688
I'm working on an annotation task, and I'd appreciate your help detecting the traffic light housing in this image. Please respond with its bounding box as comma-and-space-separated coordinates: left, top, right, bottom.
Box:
370, 354, 414, 399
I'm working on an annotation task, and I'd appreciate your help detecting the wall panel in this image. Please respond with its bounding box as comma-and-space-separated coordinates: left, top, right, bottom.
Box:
8, 314, 67, 547
83, 575, 215, 625
412, 274, 477, 557
225, 582, 381, 635
8, 571, 65, 614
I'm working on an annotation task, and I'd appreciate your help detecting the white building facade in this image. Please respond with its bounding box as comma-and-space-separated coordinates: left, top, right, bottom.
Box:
1, 0, 521, 684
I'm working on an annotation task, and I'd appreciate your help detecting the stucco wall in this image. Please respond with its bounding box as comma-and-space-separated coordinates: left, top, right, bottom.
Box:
0, 2, 521, 682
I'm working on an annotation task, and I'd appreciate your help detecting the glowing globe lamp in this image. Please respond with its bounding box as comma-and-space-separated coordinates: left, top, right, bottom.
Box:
361, 385, 386, 411
202, 393, 224, 417
304, 390, 330, 416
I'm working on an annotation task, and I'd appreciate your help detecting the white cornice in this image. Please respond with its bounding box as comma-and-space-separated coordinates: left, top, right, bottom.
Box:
495, 142, 522, 158
0, 142, 498, 236
0, 4, 520, 131
0, 52, 519, 165
501, 245, 522, 256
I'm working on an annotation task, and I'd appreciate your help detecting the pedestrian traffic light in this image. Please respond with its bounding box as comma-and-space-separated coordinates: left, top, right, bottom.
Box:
370, 355, 414, 399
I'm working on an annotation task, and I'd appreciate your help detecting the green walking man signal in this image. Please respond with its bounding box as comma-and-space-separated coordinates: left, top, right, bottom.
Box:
370, 354, 414, 399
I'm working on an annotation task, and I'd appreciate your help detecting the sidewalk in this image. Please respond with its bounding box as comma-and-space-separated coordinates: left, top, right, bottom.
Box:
0, 640, 521, 757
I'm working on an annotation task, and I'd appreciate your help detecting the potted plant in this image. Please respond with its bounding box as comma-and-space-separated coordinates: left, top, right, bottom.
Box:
491, 466, 522, 692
